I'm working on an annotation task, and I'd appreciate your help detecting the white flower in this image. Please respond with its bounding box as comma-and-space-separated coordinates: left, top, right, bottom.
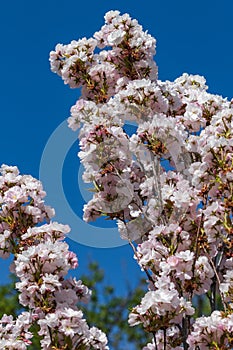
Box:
107, 29, 126, 46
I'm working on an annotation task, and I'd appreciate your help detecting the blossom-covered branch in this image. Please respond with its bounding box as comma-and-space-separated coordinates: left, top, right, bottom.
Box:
0, 165, 109, 349
50, 10, 233, 349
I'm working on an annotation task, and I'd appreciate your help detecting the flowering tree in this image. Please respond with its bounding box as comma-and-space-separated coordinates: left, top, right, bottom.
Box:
49, 10, 233, 349
0, 165, 108, 349
0, 9, 232, 350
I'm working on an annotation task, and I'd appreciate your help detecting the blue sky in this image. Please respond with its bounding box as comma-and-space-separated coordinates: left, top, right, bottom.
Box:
0, 1, 233, 293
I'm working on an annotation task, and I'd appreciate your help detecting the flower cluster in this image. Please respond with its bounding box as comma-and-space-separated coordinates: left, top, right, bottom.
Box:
0, 313, 33, 349
0, 165, 109, 349
187, 311, 233, 349
0, 164, 54, 259
49, 9, 233, 349
49, 10, 157, 104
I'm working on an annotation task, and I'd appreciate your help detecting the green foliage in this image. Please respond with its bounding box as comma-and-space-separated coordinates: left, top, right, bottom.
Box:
28, 323, 42, 349
0, 274, 21, 318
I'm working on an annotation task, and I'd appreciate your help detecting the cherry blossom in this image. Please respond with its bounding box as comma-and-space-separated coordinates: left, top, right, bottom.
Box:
0, 165, 109, 349
50, 9, 233, 348
3, 8, 230, 349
